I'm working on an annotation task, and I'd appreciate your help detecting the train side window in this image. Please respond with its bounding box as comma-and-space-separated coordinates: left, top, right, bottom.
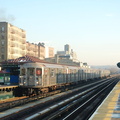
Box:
50, 69, 55, 77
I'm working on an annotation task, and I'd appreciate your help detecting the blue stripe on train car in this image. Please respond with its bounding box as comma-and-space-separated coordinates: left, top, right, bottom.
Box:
10, 75, 19, 85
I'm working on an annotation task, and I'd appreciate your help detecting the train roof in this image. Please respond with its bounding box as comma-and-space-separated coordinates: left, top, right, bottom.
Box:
1, 55, 82, 68
20, 62, 82, 69
43, 63, 64, 68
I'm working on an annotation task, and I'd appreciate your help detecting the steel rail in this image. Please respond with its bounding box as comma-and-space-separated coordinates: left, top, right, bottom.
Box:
23, 78, 117, 120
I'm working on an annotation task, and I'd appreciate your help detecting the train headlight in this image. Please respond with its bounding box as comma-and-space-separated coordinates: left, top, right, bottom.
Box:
36, 81, 38, 84
19, 83, 23, 85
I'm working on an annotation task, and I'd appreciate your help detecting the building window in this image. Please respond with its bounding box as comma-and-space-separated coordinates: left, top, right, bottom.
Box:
1, 55, 4, 60
1, 48, 4, 53
1, 41, 5, 46
1, 35, 4, 39
1, 27, 5, 32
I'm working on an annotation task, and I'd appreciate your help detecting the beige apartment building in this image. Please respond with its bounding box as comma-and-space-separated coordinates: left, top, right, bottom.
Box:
26, 42, 38, 57
0, 22, 26, 61
26, 42, 45, 60
48, 47, 54, 58
0, 22, 54, 62
26, 42, 54, 60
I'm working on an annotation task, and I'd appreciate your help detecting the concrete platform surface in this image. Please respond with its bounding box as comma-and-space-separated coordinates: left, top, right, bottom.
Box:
89, 81, 120, 120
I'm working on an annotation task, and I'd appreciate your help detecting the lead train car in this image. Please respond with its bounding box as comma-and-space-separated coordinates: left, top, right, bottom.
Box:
19, 62, 110, 96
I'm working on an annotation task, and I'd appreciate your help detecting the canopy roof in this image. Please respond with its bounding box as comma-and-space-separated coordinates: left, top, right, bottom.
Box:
1, 55, 47, 65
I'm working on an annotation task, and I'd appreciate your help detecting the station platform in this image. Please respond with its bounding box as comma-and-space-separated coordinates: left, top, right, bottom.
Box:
89, 81, 120, 120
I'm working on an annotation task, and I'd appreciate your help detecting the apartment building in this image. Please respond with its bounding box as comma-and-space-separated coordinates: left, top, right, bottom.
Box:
26, 42, 38, 57
38, 42, 45, 59
0, 22, 26, 62
26, 42, 54, 60
64, 44, 71, 54
48, 47, 54, 58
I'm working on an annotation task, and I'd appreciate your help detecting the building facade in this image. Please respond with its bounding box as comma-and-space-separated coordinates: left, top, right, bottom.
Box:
45, 44, 81, 66
26, 42, 38, 57
38, 42, 45, 59
0, 22, 26, 61
64, 44, 71, 54
56, 44, 78, 62
48, 47, 54, 58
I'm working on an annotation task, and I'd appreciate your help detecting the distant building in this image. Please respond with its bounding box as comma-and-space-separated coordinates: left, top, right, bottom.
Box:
57, 51, 65, 55
26, 42, 38, 57
45, 44, 83, 66
64, 44, 71, 54
45, 46, 54, 58
45, 44, 90, 67
38, 42, 45, 59
48, 47, 54, 58
56, 44, 78, 62
26, 42, 55, 60
70, 49, 77, 62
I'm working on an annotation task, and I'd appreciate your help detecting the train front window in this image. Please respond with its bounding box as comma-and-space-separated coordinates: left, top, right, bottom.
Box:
21, 68, 25, 75
29, 68, 34, 75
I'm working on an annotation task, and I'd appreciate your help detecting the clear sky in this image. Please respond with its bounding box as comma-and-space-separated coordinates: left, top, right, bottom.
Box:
0, 0, 120, 66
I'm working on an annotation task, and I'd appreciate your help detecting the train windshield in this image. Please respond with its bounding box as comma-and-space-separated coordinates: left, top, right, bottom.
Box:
21, 68, 25, 75
29, 68, 34, 75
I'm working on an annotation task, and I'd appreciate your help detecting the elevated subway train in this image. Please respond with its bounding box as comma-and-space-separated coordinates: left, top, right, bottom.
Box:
18, 62, 110, 96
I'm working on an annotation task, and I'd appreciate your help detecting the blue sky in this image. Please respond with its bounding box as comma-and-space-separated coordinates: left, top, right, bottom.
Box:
0, 0, 120, 65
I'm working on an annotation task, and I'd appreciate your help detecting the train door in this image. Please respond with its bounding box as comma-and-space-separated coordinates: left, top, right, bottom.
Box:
57, 68, 64, 84
43, 67, 50, 87
67, 69, 71, 83
74, 69, 79, 82
49, 68, 56, 86
78, 69, 81, 81
87, 69, 91, 80
19, 67, 26, 86
74, 69, 76, 82
80, 69, 83, 81
70, 69, 74, 82
35, 68, 42, 86
27, 68, 35, 86
75, 69, 79, 82
63, 68, 67, 83
85, 69, 88, 81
